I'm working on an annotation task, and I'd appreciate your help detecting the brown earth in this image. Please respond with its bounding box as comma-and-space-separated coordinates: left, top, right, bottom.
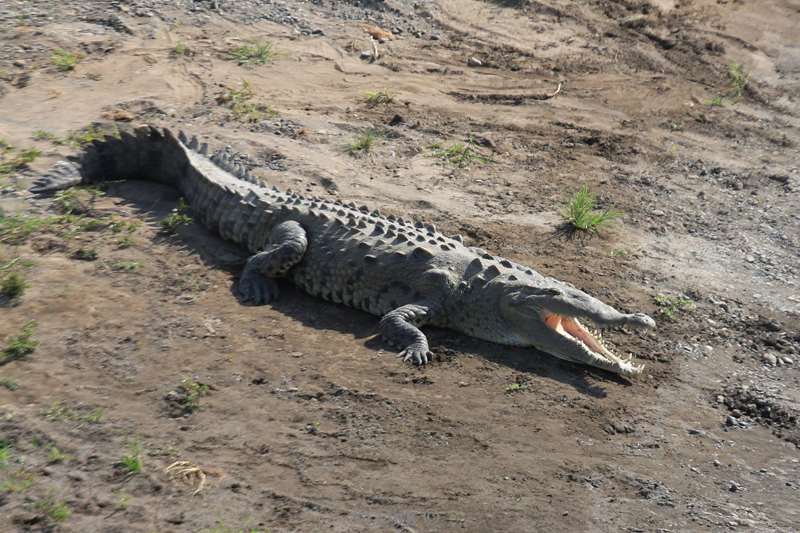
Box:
1, 0, 799, 531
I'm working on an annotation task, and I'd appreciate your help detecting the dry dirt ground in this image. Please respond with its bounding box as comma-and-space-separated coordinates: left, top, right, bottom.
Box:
1, 0, 799, 531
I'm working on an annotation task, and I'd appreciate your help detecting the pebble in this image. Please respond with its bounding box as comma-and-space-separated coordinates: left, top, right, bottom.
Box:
761, 353, 777, 366
728, 481, 740, 492
781, 357, 793, 365
713, 459, 721, 467
725, 415, 739, 426
467, 56, 483, 67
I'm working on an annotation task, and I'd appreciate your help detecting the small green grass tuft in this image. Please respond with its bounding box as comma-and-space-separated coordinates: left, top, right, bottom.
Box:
430, 139, 492, 168
728, 62, 750, 99
0, 440, 10, 467
71, 248, 98, 261
181, 378, 210, 411
120, 441, 143, 474
161, 198, 192, 230
364, 89, 394, 107
1, 271, 28, 301
219, 80, 277, 123
32, 130, 62, 144
160, 207, 193, 234
109, 219, 140, 234
0, 145, 42, 180
0, 214, 58, 244
561, 185, 622, 234
66, 124, 120, 148
0, 469, 34, 493
114, 493, 130, 511
84, 408, 104, 424
54, 188, 80, 214
53, 187, 104, 215
42, 402, 104, 424
18, 148, 42, 163
51, 49, 82, 72
505, 382, 524, 393
0, 378, 18, 391
111, 260, 140, 272
653, 294, 695, 321
173, 41, 191, 57
116, 235, 134, 249
345, 130, 381, 156
227, 40, 274, 66
47, 446, 72, 464
167, 377, 212, 415
705, 95, 724, 107
1, 321, 38, 365
34, 496, 71, 522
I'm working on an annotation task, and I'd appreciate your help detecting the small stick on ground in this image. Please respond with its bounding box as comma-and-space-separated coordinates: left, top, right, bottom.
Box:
371, 38, 379, 61
544, 82, 562, 99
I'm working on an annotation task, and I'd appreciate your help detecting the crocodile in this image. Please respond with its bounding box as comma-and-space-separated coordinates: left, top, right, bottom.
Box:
31, 125, 655, 376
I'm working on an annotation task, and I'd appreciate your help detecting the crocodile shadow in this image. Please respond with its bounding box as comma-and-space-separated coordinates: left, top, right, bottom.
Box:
105, 181, 627, 398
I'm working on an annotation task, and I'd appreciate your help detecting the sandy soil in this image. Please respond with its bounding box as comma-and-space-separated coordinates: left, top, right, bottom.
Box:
1, 0, 799, 531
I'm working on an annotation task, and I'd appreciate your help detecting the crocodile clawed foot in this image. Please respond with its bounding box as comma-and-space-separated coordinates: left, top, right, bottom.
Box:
397, 343, 433, 366
237, 275, 279, 305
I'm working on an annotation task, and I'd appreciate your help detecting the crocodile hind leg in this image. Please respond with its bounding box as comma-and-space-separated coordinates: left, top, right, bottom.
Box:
237, 220, 307, 305
380, 304, 436, 365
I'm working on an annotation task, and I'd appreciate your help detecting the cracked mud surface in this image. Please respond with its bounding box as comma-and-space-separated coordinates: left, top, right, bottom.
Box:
1, 0, 798, 531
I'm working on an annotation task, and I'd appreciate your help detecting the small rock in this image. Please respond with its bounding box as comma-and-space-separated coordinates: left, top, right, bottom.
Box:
102, 109, 137, 122
713, 459, 721, 467
703, 345, 714, 355
725, 415, 738, 427
467, 57, 483, 67
781, 357, 793, 365
12, 59, 25, 68
388, 114, 404, 126
728, 481, 740, 492
620, 14, 649, 29
716, 395, 725, 404
359, 50, 373, 60
687, 428, 704, 436
429, 33, 441, 41
746, 255, 756, 263
761, 353, 777, 366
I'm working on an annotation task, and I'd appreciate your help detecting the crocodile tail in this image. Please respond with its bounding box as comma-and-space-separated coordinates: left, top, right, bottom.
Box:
29, 126, 192, 195
30, 125, 264, 196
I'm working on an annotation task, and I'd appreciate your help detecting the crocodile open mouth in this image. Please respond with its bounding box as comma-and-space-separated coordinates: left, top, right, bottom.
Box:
542, 311, 629, 363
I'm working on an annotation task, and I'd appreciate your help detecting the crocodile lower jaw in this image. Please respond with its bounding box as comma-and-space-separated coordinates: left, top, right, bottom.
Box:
542, 311, 643, 374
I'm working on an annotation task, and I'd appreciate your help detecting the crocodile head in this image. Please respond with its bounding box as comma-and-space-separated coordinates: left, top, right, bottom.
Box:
463, 276, 655, 376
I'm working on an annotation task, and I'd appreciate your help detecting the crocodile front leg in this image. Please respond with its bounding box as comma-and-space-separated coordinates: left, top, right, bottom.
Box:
237, 220, 307, 305
380, 304, 436, 365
